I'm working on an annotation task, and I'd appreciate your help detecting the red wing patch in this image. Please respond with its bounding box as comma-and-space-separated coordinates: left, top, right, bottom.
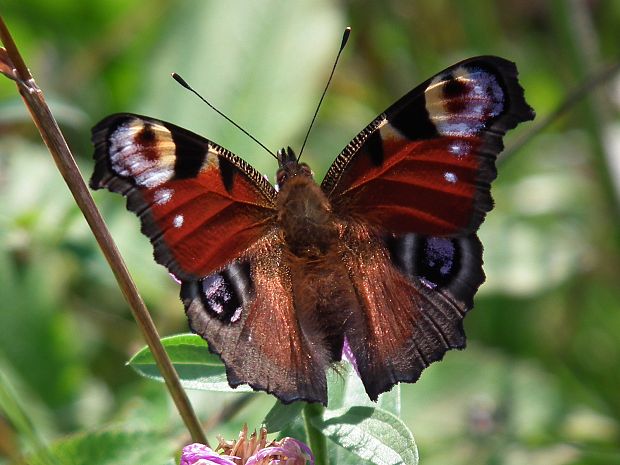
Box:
329, 133, 485, 235
341, 222, 471, 400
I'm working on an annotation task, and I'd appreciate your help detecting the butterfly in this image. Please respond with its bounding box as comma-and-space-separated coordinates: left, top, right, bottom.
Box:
90, 56, 534, 405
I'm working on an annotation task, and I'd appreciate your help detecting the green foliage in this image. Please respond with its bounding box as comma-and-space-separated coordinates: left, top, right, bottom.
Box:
2, 0, 620, 464
263, 401, 305, 433
29, 429, 175, 465
131, 336, 416, 465
128, 334, 252, 392
314, 406, 417, 465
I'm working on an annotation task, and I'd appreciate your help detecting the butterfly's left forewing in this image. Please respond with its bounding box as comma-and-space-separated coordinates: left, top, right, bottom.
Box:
325, 56, 534, 399
324, 56, 534, 236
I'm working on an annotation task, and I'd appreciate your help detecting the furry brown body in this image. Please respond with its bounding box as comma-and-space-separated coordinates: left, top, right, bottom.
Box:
90, 56, 534, 404
276, 163, 355, 363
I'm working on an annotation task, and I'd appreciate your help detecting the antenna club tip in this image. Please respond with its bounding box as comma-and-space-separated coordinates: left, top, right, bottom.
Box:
171, 72, 190, 89
341, 26, 352, 49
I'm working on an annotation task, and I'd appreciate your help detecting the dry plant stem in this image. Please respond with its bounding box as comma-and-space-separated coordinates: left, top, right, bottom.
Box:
0, 16, 208, 446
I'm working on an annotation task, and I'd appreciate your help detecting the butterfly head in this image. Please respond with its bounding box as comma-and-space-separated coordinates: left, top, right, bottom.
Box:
276, 146, 313, 190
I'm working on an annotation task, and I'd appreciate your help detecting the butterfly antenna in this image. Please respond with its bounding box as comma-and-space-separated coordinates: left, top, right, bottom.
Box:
297, 26, 351, 162
171, 73, 278, 160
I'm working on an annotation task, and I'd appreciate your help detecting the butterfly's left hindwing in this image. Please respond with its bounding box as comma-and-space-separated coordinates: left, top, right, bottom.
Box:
326, 56, 533, 400
181, 238, 333, 404
91, 114, 277, 280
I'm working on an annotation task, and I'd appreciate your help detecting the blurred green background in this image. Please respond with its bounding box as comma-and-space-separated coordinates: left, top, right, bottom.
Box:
1, 0, 620, 464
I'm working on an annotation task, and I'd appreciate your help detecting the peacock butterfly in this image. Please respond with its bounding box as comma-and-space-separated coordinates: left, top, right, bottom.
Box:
90, 55, 534, 405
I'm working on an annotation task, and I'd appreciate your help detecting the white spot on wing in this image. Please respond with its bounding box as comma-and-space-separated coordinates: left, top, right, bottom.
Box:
420, 277, 437, 289
379, 119, 406, 142
202, 274, 231, 314
154, 188, 174, 205
449, 140, 470, 157
142, 169, 174, 188
444, 172, 458, 183
230, 307, 243, 323
173, 214, 184, 228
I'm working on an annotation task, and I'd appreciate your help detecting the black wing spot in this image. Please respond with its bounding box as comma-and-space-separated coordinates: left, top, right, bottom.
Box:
219, 156, 237, 193
365, 130, 384, 166
417, 237, 460, 288
390, 95, 439, 141
442, 74, 471, 115
386, 233, 484, 308
136, 122, 156, 145
442, 72, 468, 98
386, 234, 460, 288
167, 122, 207, 179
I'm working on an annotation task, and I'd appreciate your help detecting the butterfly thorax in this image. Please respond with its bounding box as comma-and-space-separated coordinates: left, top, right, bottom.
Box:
275, 156, 337, 258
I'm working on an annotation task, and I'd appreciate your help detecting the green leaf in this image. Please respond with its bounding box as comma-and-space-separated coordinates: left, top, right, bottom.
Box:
377, 386, 401, 417
263, 400, 306, 433
327, 363, 401, 416
303, 404, 330, 465
29, 429, 175, 465
276, 414, 307, 443
128, 333, 252, 392
311, 406, 418, 465
326, 364, 349, 408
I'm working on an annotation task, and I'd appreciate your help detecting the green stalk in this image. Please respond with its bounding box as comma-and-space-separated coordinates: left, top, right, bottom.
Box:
303, 403, 329, 465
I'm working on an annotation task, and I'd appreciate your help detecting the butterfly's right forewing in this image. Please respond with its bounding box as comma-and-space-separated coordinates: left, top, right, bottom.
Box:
92, 113, 331, 404
91, 113, 278, 280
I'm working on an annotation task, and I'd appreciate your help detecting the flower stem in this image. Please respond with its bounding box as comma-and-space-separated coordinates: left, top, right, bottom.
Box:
303, 403, 328, 465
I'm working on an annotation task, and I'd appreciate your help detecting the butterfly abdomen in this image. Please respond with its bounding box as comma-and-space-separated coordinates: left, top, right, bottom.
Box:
287, 251, 355, 362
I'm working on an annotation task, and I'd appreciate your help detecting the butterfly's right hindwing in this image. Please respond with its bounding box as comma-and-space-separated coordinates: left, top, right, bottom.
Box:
182, 238, 333, 404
